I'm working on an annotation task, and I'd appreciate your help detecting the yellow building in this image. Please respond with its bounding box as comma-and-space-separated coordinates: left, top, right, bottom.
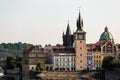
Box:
92, 52, 104, 70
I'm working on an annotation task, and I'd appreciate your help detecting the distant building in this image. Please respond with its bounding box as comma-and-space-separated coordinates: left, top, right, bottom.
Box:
22, 10, 120, 72
92, 52, 103, 70
22, 46, 45, 72
62, 22, 74, 47
74, 11, 87, 71
86, 27, 119, 70
52, 46, 75, 71
86, 51, 93, 70
117, 44, 120, 58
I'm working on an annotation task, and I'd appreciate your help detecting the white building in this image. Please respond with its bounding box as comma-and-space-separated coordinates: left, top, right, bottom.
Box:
86, 51, 93, 70
44, 46, 76, 71
53, 52, 75, 71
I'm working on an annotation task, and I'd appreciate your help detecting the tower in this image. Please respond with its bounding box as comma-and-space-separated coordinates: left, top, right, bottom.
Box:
74, 10, 86, 70
63, 22, 74, 46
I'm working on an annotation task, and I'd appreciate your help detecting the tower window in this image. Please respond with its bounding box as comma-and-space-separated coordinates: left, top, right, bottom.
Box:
80, 54, 82, 56
80, 47, 82, 49
80, 41, 82, 43
80, 60, 82, 63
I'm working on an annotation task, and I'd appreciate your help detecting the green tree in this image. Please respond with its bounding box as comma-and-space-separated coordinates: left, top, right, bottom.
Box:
102, 56, 114, 70
15, 55, 22, 70
6, 56, 16, 69
111, 58, 120, 70
36, 61, 44, 71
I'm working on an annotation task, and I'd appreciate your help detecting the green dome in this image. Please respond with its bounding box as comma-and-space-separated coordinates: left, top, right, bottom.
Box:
100, 27, 114, 41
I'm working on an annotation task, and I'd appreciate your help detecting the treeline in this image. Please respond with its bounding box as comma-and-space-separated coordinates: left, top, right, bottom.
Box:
0, 42, 32, 59
102, 56, 120, 70
6, 55, 22, 70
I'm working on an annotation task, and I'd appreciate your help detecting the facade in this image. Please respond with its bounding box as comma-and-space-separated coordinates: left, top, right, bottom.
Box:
86, 51, 93, 70
52, 46, 75, 71
117, 44, 120, 58
92, 52, 103, 70
44, 46, 76, 71
22, 46, 45, 72
74, 11, 87, 71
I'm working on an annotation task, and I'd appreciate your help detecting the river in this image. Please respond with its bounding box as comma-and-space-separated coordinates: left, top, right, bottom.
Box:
0, 72, 105, 80
0, 74, 88, 80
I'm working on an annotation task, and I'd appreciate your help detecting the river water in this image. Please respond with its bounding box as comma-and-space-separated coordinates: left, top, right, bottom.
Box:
0, 72, 104, 80
0, 73, 88, 80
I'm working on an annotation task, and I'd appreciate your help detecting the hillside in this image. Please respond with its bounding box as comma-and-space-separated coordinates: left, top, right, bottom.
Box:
0, 42, 33, 59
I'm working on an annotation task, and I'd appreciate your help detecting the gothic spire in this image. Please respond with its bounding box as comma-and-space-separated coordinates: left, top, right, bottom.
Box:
76, 9, 83, 32
62, 31, 64, 36
66, 21, 71, 35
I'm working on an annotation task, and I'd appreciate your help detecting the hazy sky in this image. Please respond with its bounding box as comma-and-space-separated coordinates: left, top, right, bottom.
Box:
0, 0, 120, 46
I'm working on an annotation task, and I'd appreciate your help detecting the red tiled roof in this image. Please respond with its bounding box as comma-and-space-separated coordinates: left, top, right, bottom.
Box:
51, 46, 75, 53
23, 46, 35, 54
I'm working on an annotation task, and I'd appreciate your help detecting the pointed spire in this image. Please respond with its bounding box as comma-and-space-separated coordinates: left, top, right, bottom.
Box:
62, 31, 64, 36
66, 21, 71, 35
76, 9, 83, 32
105, 26, 108, 32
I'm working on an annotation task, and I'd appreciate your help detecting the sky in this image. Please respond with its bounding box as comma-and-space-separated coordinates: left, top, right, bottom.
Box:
0, 0, 120, 46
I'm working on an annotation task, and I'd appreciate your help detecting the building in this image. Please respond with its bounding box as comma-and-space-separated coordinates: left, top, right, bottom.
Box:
86, 51, 93, 70
44, 11, 87, 71
52, 46, 75, 71
86, 27, 119, 70
62, 22, 74, 46
117, 44, 120, 58
74, 11, 87, 71
22, 46, 45, 72
92, 52, 103, 70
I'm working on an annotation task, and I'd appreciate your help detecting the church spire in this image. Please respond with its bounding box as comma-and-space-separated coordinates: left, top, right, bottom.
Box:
76, 9, 83, 32
105, 26, 108, 32
66, 21, 71, 35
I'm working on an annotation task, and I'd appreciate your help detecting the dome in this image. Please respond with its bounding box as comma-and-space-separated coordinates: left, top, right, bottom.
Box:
100, 27, 114, 41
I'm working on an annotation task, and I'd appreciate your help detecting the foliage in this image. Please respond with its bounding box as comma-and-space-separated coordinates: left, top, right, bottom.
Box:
6, 56, 16, 69
36, 61, 44, 71
6, 55, 22, 70
111, 58, 120, 69
102, 56, 120, 70
0, 42, 32, 58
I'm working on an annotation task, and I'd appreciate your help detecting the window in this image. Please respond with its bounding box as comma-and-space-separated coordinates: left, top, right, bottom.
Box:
80, 60, 82, 63
80, 47, 82, 49
80, 54, 82, 56
25, 60, 28, 64
80, 41, 82, 43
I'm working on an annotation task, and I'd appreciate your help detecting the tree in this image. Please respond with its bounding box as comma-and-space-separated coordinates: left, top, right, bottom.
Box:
36, 61, 44, 71
111, 58, 120, 70
102, 56, 120, 70
102, 56, 114, 70
6, 56, 16, 69
15, 55, 22, 71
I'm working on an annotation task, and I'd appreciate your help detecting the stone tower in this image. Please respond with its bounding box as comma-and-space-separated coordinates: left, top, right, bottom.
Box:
63, 22, 74, 46
74, 11, 86, 71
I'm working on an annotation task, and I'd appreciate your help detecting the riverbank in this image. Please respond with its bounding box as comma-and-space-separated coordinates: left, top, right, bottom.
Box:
36, 71, 98, 80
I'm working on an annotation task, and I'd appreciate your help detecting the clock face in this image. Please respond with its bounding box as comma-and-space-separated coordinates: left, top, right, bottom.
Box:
79, 35, 83, 40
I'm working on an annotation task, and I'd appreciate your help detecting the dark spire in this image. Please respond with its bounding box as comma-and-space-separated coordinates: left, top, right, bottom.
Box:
105, 26, 108, 32
76, 9, 83, 32
62, 31, 64, 36
66, 21, 71, 35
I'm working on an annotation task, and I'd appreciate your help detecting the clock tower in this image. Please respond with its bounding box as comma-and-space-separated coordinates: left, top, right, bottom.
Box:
74, 10, 86, 71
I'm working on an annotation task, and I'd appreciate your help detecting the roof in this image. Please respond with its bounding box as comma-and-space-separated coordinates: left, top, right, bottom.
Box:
100, 27, 114, 41
51, 46, 75, 54
23, 45, 43, 54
